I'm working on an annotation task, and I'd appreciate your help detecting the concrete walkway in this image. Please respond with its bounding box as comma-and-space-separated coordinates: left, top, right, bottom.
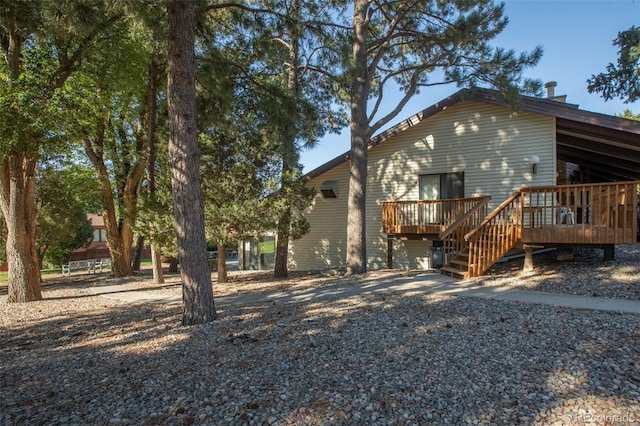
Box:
91, 273, 640, 314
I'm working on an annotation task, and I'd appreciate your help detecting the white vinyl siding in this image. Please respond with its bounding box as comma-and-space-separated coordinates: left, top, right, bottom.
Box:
288, 162, 350, 272
291, 100, 556, 271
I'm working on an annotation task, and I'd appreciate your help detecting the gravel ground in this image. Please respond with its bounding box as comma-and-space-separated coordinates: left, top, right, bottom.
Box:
1, 245, 639, 426
473, 244, 640, 301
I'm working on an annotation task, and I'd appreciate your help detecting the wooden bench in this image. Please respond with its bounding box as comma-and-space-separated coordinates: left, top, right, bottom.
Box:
62, 260, 96, 277
61, 258, 111, 277
94, 258, 111, 273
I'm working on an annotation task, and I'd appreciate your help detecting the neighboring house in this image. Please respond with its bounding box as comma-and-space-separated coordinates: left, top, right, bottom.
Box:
0, 214, 109, 270
70, 214, 111, 261
70, 214, 152, 262
288, 85, 640, 277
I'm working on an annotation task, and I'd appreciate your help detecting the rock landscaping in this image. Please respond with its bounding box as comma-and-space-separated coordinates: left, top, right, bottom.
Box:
1, 245, 638, 425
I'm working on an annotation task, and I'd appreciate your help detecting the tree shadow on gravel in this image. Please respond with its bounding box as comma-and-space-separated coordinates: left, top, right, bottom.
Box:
2, 282, 640, 425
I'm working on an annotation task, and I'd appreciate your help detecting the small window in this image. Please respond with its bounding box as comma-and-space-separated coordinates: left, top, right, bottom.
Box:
93, 229, 106, 242
320, 181, 339, 199
320, 188, 337, 198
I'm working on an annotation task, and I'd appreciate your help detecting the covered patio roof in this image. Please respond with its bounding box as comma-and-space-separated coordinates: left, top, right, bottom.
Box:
460, 89, 640, 184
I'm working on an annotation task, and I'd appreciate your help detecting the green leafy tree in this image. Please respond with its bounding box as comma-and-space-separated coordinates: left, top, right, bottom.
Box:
249, 0, 347, 278
125, 2, 168, 280
135, 124, 178, 281
55, 7, 166, 279
619, 109, 640, 121
142, 58, 167, 283
35, 160, 100, 269
588, 26, 640, 104
0, 0, 123, 302
69, 45, 152, 278
193, 32, 277, 282
37, 214, 93, 270
345, 0, 543, 274
200, 131, 278, 283
193, 16, 313, 282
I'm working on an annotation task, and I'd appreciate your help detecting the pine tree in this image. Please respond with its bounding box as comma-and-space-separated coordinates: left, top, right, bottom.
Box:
345, 0, 542, 274
167, 0, 216, 325
588, 26, 640, 104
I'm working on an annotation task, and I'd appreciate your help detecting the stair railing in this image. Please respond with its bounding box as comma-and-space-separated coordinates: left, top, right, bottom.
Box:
439, 196, 491, 263
463, 192, 522, 277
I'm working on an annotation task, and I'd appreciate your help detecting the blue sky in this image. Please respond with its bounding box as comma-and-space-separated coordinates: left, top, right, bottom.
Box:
300, 0, 640, 173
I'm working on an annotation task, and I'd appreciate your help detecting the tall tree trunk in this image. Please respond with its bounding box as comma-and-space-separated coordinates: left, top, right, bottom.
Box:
36, 245, 46, 271
274, 0, 301, 278
217, 243, 228, 283
147, 59, 164, 284
346, 0, 370, 275
84, 112, 147, 278
151, 246, 164, 284
167, 0, 216, 325
1, 6, 124, 299
1, 155, 42, 302
0, 21, 42, 302
104, 216, 133, 277
132, 235, 144, 270
274, 209, 291, 277
88, 144, 134, 278
168, 256, 179, 273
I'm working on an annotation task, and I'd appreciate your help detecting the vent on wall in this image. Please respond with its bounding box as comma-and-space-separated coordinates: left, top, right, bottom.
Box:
320, 181, 338, 199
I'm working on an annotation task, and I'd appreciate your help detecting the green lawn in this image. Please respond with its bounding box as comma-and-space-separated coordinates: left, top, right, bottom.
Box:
0, 268, 64, 286
0, 260, 151, 286
259, 239, 275, 254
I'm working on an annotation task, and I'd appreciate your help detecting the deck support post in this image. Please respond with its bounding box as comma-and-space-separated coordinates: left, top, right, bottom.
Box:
387, 235, 394, 269
603, 244, 615, 261
523, 244, 544, 273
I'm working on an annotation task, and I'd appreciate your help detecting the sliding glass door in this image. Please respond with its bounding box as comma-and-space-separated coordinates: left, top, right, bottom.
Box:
419, 172, 464, 223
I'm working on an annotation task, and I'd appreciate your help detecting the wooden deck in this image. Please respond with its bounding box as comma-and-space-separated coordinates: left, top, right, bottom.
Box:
383, 182, 639, 278
521, 224, 636, 245
383, 182, 639, 245
382, 197, 489, 236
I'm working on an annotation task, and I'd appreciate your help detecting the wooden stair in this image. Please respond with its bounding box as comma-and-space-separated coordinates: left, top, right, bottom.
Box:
437, 197, 491, 280
440, 191, 522, 279
441, 238, 514, 280
440, 249, 471, 279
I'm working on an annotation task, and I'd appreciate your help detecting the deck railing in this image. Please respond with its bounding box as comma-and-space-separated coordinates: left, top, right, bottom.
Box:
382, 197, 490, 235
520, 182, 639, 244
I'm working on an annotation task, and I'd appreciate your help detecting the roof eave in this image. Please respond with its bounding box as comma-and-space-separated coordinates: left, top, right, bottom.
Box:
305, 88, 640, 181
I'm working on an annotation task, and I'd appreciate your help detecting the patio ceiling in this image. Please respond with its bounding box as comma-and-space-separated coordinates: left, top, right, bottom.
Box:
555, 117, 640, 183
